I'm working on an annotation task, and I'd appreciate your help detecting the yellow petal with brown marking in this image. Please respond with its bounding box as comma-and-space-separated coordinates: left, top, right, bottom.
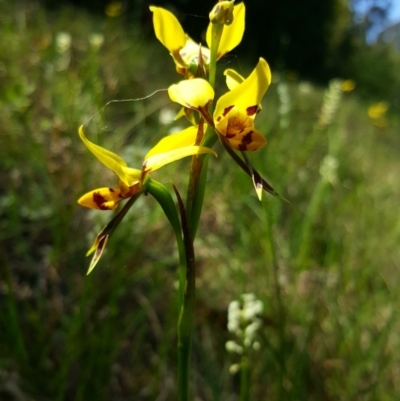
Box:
78, 126, 141, 187
226, 128, 267, 152
77, 187, 125, 210
214, 58, 271, 122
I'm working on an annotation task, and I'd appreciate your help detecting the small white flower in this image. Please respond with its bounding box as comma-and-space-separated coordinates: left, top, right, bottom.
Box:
89, 33, 104, 51
159, 107, 176, 125
229, 363, 240, 374
243, 299, 263, 320
320, 155, 339, 184
55, 32, 71, 53
226, 341, 244, 354
241, 293, 256, 303
244, 320, 261, 341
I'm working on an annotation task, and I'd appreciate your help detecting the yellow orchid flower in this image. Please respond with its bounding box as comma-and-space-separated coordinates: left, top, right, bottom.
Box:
149, 3, 245, 75
168, 58, 271, 152
77, 125, 217, 210
149, 6, 210, 75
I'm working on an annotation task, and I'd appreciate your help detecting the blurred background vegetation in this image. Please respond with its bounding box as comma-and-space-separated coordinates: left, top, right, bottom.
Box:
1, 0, 400, 400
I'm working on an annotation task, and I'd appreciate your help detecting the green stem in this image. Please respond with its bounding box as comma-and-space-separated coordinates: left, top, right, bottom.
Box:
208, 23, 223, 88
239, 355, 250, 401
186, 128, 219, 239
169, 20, 223, 400
173, 186, 196, 401
296, 178, 327, 269
263, 202, 286, 400
147, 180, 197, 401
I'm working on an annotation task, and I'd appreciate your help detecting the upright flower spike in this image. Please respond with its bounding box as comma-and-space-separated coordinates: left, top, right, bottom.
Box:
77, 125, 216, 210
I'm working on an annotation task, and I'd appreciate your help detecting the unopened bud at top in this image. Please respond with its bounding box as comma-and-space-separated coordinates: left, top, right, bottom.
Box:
209, 1, 235, 25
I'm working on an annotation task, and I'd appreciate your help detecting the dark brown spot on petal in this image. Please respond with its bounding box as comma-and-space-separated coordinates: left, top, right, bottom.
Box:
93, 192, 110, 210
223, 105, 234, 116
109, 188, 115, 192
238, 131, 254, 151
216, 116, 222, 122
246, 105, 258, 116
226, 132, 236, 138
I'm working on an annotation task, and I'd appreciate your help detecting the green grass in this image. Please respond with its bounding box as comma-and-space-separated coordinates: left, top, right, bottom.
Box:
1, 1, 400, 400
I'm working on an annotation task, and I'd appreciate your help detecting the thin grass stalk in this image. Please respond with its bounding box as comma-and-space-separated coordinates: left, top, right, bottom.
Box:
2, 257, 28, 363
263, 202, 286, 401
239, 355, 250, 401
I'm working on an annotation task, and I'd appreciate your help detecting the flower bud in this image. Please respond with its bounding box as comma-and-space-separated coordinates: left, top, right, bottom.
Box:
209, 1, 235, 25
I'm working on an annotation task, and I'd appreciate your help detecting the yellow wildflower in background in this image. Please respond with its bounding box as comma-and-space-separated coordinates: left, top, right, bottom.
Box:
105, 1, 123, 17
368, 101, 389, 128
368, 101, 389, 119
340, 79, 356, 92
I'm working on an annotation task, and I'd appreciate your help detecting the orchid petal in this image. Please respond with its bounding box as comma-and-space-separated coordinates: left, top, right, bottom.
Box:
224, 68, 245, 90
225, 128, 267, 152
214, 58, 271, 121
149, 6, 186, 53
179, 37, 211, 67
144, 146, 217, 173
168, 78, 214, 109
78, 126, 141, 187
224, 69, 263, 111
206, 3, 245, 59
78, 187, 125, 210
145, 126, 198, 158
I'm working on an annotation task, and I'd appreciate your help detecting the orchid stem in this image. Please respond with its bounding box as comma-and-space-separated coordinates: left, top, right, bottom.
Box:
173, 185, 196, 401
174, 21, 222, 400
209, 23, 223, 88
